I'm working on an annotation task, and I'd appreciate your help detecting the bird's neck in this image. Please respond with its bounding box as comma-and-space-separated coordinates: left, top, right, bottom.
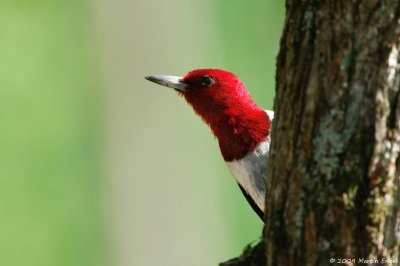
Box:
182, 87, 271, 161
210, 106, 271, 161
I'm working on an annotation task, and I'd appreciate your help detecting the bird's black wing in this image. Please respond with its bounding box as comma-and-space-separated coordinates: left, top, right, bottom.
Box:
237, 183, 264, 221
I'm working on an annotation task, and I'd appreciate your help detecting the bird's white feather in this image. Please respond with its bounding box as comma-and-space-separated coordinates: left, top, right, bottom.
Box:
225, 140, 270, 212
265, 110, 274, 120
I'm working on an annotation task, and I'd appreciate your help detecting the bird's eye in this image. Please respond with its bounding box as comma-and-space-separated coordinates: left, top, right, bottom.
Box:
200, 76, 215, 87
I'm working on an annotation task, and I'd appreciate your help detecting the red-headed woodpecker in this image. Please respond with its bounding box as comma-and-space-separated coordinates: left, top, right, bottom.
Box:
145, 69, 273, 221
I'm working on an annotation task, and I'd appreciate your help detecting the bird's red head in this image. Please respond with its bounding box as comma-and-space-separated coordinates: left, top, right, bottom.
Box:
180, 69, 258, 117
146, 69, 271, 161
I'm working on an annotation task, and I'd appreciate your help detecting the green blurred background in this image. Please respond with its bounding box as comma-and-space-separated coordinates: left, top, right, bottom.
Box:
0, 0, 283, 265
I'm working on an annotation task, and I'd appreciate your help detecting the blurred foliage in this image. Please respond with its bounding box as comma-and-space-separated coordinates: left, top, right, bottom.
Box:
0, 0, 284, 265
0, 1, 106, 265
217, 0, 284, 108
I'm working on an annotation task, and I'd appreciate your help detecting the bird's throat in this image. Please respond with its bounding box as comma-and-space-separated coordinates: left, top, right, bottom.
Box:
181, 85, 270, 161
211, 109, 271, 161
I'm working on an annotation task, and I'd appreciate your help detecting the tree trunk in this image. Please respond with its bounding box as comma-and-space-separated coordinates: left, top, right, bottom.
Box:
222, 1, 400, 265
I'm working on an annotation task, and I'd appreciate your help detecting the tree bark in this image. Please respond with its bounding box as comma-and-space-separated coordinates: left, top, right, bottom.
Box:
222, 1, 400, 265
266, 1, 400, 265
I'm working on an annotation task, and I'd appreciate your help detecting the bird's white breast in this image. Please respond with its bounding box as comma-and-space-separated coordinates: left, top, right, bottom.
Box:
225, 140, 270, 212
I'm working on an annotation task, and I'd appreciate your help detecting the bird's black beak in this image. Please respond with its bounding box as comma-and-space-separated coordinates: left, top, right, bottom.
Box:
145, 75, 189, 92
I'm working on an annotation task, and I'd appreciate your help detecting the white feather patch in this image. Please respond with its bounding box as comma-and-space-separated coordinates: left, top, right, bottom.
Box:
265, 110, 274, 121
225, 140, 270, 212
